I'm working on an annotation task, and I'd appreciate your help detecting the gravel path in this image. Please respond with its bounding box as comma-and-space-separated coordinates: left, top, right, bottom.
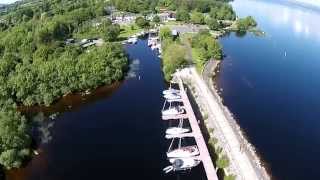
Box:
176, 67, 270, 180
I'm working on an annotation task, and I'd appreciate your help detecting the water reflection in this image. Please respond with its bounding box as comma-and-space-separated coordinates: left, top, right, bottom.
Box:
219, 0, 320, 179
231, 0, 320, 39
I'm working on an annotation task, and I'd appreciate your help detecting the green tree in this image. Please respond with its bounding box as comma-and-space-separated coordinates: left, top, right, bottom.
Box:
176, 9, 190, 22
190, 11, 205, 24
103, 24, 120, 42
236, 16, 257, 32
0, 108, 31, 169
206, 18, 220, 31
135, 16, 149, 28
162, 43, 187, 81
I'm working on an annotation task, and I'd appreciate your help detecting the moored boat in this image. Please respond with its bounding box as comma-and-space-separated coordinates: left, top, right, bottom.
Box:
162, 107, 185, 116
163, 93, 181, 100
163, 157, 201, 173
167, 145, 199, 158
128, 37, 138, 44
166, 127, 190, 135
163, 89, 180, 95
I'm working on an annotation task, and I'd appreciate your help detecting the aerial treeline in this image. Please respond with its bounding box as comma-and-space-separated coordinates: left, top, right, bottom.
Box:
110, 0, 234, 16
0, 0, 128, 170
0, 0, 110, 29
110, 0, 159, 13
159, 0, 233, 13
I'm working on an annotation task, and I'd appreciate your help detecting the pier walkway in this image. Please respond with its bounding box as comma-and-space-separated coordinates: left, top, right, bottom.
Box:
162, 79, 219, 180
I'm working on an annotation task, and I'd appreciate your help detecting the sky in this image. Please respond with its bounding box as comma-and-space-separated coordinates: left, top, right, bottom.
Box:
290, 0, 320, 7
0, 0, 19, 4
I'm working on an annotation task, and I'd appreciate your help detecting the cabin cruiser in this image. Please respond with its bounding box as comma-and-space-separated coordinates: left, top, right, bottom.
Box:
167, 145, 199, 158
163, 157, 201, 173
162, 106, 185, 116
127, 36, 138, 44
166, 127, 190, 135
163, 89, 180, 95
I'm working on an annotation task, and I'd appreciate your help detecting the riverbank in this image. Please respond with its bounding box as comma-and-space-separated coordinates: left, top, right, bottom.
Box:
175, 65, 270, 180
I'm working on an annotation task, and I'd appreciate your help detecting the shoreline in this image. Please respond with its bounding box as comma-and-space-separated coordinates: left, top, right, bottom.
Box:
177, 63, 270, 180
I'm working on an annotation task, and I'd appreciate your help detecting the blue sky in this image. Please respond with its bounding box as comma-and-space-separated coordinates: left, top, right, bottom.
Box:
0, 0, 19, 4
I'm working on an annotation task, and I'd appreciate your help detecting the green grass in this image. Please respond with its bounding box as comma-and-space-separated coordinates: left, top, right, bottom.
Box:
119, 24, 143, 40
163, 21, 184, 26
191, 48, 205, 72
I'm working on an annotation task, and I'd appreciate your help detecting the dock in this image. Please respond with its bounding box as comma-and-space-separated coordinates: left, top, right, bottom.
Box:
163, 79, 219, 180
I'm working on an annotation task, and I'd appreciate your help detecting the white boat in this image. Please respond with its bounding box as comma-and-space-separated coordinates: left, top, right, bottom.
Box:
167, 145, 199, 158
163, 157, 201, 173
162, 107, 184, 116
163, 89, 180, 95
163, 93, 181, 100
166, 127, 190, 135
128, 37, 138, 44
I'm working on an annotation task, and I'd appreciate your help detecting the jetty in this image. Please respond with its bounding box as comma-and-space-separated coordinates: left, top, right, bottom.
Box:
162, 79, 219, 180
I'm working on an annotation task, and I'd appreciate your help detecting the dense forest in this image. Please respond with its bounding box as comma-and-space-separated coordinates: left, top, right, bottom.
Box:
0, 0, 128, 170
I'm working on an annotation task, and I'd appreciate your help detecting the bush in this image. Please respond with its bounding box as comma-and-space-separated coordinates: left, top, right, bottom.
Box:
153, 15, 160, 23
216, 154, 230, 169
224, 174, 236, 180
159, 27, 172, 40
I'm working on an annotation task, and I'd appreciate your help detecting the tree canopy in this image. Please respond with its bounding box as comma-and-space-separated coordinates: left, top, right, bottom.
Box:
236, 16, 257, 32
190, 11, 205, 24
0, 106, 31, 169
0, 0, 129, 170
192, 31, 222, 70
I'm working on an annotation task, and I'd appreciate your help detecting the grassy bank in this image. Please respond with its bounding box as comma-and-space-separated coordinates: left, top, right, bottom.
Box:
119, 24, 143, 40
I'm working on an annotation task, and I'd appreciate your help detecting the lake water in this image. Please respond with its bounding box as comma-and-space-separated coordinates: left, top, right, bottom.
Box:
6, 39, 206, 180
218, 0, 320, 179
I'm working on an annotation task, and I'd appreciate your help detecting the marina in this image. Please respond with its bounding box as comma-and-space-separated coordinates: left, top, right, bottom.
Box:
161, 79, 219, 180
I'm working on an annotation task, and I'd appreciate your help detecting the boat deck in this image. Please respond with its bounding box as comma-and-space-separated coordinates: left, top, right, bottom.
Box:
162, 114, 188, 120
165, 132, 195, 139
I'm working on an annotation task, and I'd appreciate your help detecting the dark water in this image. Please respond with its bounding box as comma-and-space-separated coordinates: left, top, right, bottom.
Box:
6, 39, 206, 180
217, 0, 320, 179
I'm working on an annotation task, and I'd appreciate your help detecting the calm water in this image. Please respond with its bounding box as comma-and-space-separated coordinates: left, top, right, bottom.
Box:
218, 0, 320, 179
6, 39, 206, 180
